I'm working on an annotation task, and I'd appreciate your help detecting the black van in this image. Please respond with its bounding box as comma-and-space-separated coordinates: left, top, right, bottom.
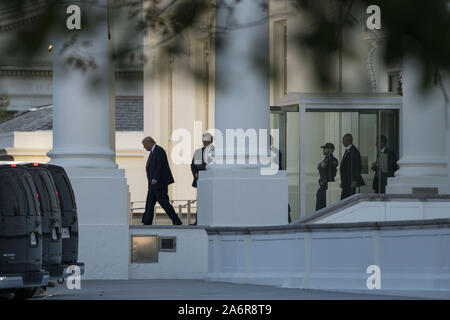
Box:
45, 164, 84, 275
21, 163, 63, 279
0, 164, 49, 298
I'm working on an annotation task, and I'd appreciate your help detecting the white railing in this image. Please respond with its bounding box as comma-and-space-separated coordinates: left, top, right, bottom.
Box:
205, 218, 450, 293
129, 200, 197, 225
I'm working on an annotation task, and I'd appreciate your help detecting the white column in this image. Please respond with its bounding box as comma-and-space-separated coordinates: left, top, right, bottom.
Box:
213, 3, 269, 146
447, 6, 450, 193
445, 72, 450, 191
197, 0, 288, 226
49, 2, 116, 168
48, 0, 129, 279
387, 58, 449, 194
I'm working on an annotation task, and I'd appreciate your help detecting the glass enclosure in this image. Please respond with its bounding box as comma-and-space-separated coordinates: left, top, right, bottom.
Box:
270, 107, 300, 222
271, 105, 399, 221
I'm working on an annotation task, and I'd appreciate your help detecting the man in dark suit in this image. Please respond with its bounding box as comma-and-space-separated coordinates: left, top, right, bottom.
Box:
141, 136, 182, 225
371, 135, 399, 193
340, 133, 365, 200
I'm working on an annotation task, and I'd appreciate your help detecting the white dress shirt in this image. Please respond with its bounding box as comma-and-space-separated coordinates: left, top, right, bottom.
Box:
203, 144, 215, 164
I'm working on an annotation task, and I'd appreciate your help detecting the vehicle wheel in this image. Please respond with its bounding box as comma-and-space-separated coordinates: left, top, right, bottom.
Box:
13, 288, 37, 300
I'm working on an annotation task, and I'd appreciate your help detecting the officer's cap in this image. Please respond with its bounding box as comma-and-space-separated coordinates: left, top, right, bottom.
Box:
320, 142, 335, 150
202, 132, 213, 142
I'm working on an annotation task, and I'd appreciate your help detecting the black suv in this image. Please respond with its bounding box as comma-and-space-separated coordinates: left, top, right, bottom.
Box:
0, 164, 49, 299
21, 163, 63, 279
45, 164, 84, 276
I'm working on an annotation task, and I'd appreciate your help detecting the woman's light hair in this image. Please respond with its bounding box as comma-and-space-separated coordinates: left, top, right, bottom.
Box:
142, 136, 156, 144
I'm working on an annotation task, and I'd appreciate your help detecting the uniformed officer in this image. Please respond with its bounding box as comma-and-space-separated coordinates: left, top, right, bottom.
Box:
316, 142, 338, 211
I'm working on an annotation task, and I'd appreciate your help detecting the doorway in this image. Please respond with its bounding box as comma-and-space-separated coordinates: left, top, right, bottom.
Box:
303, 109, 399, 216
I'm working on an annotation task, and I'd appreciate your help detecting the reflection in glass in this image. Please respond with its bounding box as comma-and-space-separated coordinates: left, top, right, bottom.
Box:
286, 112, 299, 221
270, 110, 299, 221
305, 110, 398, 215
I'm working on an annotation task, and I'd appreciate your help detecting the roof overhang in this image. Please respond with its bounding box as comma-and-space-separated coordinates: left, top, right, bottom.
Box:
273, 92, 402, 110
0, 1, 48, 33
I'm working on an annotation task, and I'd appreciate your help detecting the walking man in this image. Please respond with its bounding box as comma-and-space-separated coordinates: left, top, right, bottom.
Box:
141, 136, 182, 225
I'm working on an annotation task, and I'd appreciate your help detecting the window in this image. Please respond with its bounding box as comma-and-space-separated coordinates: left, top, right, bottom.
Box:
43, 171, 60, 211
195, 37, 211, 128
159, 236, 177, 252
38, 174, 52, 212
21, 175, 38, 216
0, 177, 21, 216
52, 173, 74, 211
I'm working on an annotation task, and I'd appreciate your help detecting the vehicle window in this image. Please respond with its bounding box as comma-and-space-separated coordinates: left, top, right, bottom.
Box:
13, 177, 28, 216
26, 175, 40, 216
0, 174, 22, 216
62, 175, 76, 208
33, 172, 51, 213
52, 172, 74, 211
20, 174, 39, 216
43, 171, 59, 211
17, 176, 30, 216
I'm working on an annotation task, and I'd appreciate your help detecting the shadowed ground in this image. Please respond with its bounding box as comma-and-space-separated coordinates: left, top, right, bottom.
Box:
30, 279, 449, 300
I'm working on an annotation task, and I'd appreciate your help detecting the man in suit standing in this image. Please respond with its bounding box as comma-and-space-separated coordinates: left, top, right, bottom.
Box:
371, 135, 399, 193
141, 136, 182, 225
340, 133, 365, 200
191, 132, 215, 188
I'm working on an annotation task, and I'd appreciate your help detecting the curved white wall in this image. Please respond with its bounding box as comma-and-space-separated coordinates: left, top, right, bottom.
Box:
206, 219, 450, 293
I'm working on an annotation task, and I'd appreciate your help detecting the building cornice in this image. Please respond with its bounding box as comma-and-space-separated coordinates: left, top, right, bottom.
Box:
0, 2, 48, 33
115, 70, 143, 78
0, 68, 143, 78
0, 69, 52, 77
0, 12, 47, 33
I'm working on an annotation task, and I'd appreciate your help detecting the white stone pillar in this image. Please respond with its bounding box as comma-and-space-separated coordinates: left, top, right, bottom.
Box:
197, 0, 288, 226
445, 72, 450, 192
387, 58, 449, 194
48, 0, 129, 279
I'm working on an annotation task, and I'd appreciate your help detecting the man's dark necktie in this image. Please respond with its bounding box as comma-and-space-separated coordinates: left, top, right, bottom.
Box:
146, 151, 152, 171
340, 149, 348, 175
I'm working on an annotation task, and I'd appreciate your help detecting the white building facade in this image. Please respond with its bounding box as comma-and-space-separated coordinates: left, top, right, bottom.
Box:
0, 0, 449, 294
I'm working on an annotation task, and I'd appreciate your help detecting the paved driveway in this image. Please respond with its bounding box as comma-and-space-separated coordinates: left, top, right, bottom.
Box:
30, 279, 439, 300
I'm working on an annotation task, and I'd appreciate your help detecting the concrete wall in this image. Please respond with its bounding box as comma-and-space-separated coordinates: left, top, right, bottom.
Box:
130, 226, 208, 279
115, 131, 146, 203
312, 200, 450, 224
205, 219, 450, 292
